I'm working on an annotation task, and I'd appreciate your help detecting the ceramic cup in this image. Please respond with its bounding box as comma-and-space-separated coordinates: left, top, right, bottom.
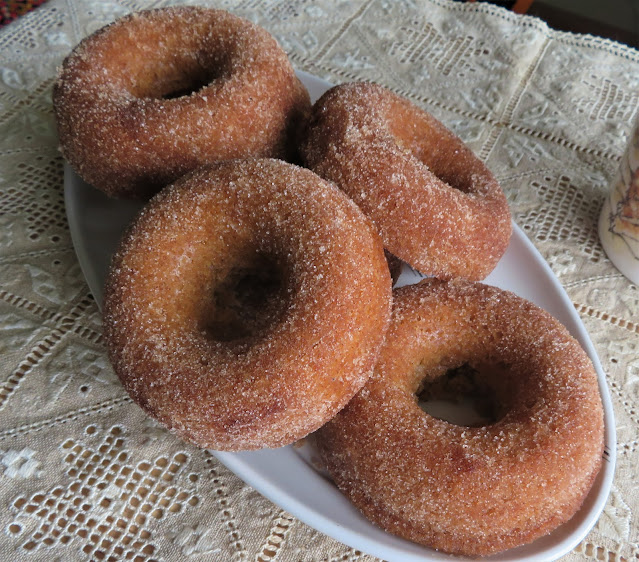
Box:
599, 118, 639, 285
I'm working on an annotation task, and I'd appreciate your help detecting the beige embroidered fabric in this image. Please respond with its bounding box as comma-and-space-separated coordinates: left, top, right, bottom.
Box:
0, 0, 637, 560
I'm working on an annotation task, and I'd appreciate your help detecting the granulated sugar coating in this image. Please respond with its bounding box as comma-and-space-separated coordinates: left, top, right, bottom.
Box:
103, 159, 392, 451
314, 278, 604, 557
301, 82, 512, 280
53, 6, 310, 199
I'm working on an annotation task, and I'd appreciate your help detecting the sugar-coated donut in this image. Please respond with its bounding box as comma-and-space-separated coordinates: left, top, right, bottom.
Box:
53, 7, 311, 199
314, 278, 604, 557
301, 82, 512, 280
103, 159, 392, 451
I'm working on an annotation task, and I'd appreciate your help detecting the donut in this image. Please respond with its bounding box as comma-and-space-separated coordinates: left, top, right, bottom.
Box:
103, 158, 392, 451
301, 82, 512, 280
53, 7, 311, 199
314, 278, 604, 557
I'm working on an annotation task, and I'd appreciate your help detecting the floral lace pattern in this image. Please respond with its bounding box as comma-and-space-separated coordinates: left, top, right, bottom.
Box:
1, 0, 638, 560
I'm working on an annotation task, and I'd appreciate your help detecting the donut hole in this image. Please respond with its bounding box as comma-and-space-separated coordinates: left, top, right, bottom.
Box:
158, 70, 220, 100
417, 362, 512, 427
388, 101, 476, 194
200, 252, 289, 342
130, 57, 225, 100
114, 30, 232, 100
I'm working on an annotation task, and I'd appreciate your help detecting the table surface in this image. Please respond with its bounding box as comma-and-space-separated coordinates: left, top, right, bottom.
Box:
0, 1, 637, 561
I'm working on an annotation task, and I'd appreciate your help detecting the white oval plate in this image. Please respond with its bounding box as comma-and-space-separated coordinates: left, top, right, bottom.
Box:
64, 71, 615, 562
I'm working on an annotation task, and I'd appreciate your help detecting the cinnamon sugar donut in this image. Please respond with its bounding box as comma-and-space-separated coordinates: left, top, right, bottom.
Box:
315, 278, 604, 557
301, 82, 511, 280
53, 7, 310, 199
103, 159, 392, 451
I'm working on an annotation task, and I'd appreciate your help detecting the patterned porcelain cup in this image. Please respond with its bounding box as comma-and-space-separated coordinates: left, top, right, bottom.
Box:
599, 117, 639, 285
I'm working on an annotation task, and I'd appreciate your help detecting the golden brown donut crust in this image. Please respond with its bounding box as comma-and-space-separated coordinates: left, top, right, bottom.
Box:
53, 7, 311, 199
301, 82, 512, 280
314, 278, 604, 557
103, 159, 392, 451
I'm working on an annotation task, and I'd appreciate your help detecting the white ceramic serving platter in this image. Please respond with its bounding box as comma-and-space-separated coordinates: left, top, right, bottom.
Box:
64, 71, 615, 562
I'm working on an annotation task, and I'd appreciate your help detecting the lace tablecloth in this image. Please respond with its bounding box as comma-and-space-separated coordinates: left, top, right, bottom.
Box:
1, 1, 637, 560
